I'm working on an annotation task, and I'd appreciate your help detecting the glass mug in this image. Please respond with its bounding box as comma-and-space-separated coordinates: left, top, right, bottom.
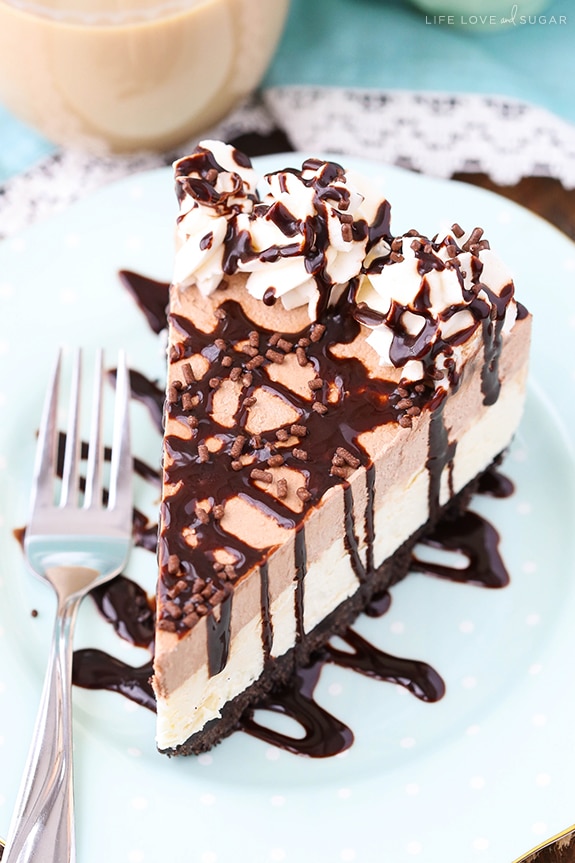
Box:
0, 0, 290, 152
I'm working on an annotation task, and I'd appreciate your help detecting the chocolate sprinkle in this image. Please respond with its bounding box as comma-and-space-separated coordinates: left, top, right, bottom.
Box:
251, 469, 273, 483
296, 347, 308, 366
312, 402, 328, 414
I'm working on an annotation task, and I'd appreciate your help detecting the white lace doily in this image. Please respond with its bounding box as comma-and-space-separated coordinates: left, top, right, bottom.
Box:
1, 85, 574, 240
263, 87, 575, 188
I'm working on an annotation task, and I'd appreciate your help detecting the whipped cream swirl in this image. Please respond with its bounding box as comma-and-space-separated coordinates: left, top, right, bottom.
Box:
173, 140, 391, 319
355, 227, 518, 381
174, 140, 258, 295
173, 142, 519, 383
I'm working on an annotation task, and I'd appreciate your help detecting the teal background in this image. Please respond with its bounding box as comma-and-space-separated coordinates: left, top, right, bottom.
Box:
264, 0, 572, 123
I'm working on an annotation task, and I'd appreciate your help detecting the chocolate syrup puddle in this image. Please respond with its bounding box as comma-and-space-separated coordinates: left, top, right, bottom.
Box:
118, 270, 169, 334
58, 273, 517, 758
71, 573, 156, 711
72, 649, 155, 712
325, 629, 445, 701
132, 508, 159, 553
107, 367, 165, 434
240, 657, 355, 758
127, 370, 165, 433
364, 588, 392, 618
478, 464, 515, 498
240, 621, 444, 757
412, 511, 510, 588
412, 465, 514, 590
89, 575, 155, 648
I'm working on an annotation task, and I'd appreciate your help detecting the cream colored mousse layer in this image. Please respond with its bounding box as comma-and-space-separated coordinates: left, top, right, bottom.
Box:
152, 141, 531, 754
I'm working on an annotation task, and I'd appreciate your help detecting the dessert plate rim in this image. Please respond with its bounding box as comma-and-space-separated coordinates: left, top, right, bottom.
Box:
0, 154, 574, 863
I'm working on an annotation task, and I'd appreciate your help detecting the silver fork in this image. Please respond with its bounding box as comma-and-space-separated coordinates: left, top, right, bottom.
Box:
4, 348, 133, 863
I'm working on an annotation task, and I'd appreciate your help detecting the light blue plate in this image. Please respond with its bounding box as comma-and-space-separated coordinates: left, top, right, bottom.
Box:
0, 155, 574, 863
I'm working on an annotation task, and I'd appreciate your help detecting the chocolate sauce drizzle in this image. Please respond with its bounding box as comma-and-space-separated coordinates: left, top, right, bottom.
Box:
157, 223, 520, 648
68, 457, 512, 758
294, 528, 307, 645
412, 510, 510, 589
0, 266, 507, 758
74, 268, 513, 757
260, 561, 274, 660
207, 595, 233, 676
157, 294, 413, 636
118, 269, 169, 335
90, 575, 155, 647
241, 657, 354, 758
73, 649, 155, 712
325, 628, 445, 701
159, 291, 439, 637
427, 400, 456, 518
343, 483, 365, 583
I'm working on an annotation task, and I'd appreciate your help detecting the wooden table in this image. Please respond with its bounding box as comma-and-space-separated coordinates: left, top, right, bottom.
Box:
455, 174, 575, 244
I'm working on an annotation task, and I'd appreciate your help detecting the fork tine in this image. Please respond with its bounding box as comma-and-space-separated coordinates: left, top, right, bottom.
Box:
107, 350, 132, 517
9, 347, 135, 863
60, 348, 82, 508
83, 349, 104, 510
30, 349, 62, 513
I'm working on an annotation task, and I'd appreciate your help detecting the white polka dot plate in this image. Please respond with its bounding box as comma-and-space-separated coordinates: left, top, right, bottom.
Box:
0, 155, 574, 863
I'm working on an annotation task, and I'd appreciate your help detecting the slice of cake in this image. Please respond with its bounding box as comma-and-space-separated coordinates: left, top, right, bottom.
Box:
152, 141, 531, 755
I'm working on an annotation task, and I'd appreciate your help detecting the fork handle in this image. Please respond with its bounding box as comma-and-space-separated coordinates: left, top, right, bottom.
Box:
4, 595, 82, 863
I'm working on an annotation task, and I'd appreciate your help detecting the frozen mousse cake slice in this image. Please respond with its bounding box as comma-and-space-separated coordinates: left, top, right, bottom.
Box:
152, 141, 531, 755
